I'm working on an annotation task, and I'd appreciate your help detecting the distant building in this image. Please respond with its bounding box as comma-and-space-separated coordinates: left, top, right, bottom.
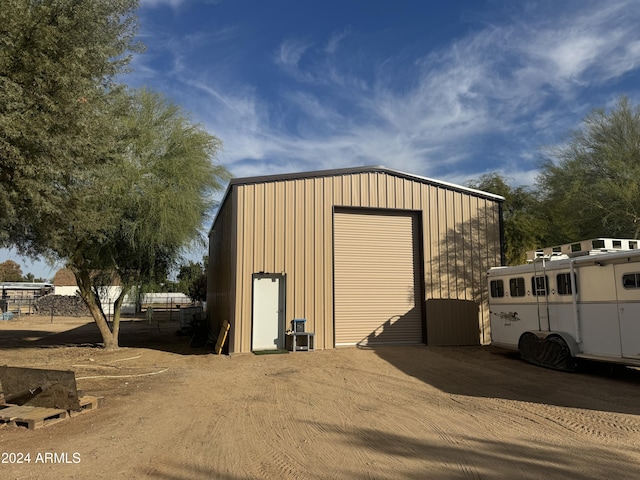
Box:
1, 282, 53, 300
0, 281, 54, 315
53, 268, 79, 296
52, 268, 192, 315
52, 268, 131, 314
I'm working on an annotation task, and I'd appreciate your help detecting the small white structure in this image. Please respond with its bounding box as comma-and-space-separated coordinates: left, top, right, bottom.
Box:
52, 269, 191, 315
488, 239, 640, 370
1, 282, 53, 316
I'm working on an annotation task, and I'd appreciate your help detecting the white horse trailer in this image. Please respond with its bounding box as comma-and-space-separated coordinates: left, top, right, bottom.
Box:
487, 239, 640, 371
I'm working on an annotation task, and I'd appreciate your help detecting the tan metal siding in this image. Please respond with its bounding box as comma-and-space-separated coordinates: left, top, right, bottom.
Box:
304, 178, 316, 331
225, 170, 502, 353
264, 182, 276, 273
460, 193, 472, 301
334, 210, 423, 346
254, 183, 265, 271
452, 191, 464, 299
233, 177, 334, 351
313, 178, 325, 338
421, 187, 432, 293
236, 185, 254, 352
284, 180, 295, 330
274, 182, 285, 271
207, 188, 237, 353
294, 179, 306, 318
323, 179, 335, 346
378, 174, 387, 209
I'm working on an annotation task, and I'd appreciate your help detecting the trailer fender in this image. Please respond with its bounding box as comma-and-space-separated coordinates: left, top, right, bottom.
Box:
518, 331, 580, 356
518, 331, 579, 372
546, 332, 581, 357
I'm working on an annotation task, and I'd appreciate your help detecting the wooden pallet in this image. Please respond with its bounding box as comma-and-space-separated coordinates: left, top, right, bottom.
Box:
0, 395, 103, 429
0, 404, 68, 430
70, 395, 104, 417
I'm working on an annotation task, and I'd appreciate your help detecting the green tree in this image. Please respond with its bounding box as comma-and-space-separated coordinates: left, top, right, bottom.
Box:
177, 257, 208, 302
467, 173, 545, 265
0, 0, 141, 251
59, 88, 230, 349
177, 261, 204, 297
538, 96, 640, 243
0, 2, 231, 349
0, 260, 23, 282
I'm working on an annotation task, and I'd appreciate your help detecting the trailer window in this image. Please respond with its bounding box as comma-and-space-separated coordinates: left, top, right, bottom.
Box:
557, 273, 576, 295
622, 273, 640, 289
509, 277, 526, 297
490, 280, 504, 297
531, 275, 548, 296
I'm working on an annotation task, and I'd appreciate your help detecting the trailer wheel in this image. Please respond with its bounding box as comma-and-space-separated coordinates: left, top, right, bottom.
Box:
518, 332, 541, 366
541, 335, 576, 372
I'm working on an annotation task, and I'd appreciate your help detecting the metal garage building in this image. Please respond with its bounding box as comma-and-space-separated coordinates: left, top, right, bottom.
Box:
207, 166, 504, 354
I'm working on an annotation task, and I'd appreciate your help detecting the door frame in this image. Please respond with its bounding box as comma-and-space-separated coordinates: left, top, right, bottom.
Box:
251, 273, 286, 351
332, 207, 426, 347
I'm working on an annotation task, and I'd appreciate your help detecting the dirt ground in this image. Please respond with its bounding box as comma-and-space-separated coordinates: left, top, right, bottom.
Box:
1, 316, 640, 479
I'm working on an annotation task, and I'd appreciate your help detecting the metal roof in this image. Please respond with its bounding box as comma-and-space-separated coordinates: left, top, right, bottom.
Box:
210, 165, 505, 234
226, 165, 504, 201
0, 282, 53, 290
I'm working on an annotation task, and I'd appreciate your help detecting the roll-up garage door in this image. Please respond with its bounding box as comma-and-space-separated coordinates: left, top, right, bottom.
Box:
334, 210, 423, 346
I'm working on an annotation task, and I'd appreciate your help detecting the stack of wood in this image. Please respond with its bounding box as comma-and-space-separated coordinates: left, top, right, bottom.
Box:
34, 294, 90, 317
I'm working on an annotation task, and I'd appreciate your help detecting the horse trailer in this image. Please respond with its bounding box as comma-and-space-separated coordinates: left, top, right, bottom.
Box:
488, 239, 640, 371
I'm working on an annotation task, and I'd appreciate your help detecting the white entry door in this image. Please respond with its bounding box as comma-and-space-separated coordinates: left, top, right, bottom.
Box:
252, 274, 285, 351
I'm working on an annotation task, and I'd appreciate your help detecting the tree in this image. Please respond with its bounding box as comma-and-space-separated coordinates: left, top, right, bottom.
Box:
57, 88, 230, 349
0, 260, 23, 282
0, 0, 141, 251
467, 173, 546, 265
177, 261, 203, 296
0, 2, 231, 349
23, 272, 35, 282
538, 96, 640, 243
177, 257, 208, 302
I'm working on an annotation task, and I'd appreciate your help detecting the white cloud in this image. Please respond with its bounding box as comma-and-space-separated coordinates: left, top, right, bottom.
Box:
140, 0, 222, 8
140, 0, 188, 8
324, 27, 351, 54
274, 37, 312, 70
132, 1, 640, 186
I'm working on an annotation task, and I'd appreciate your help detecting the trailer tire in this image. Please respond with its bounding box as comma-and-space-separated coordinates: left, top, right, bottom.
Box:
518, 332, 541, 366
542, 335, 576, 372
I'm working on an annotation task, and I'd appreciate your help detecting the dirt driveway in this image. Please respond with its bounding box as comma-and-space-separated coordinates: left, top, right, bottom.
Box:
1, 316, 640, 479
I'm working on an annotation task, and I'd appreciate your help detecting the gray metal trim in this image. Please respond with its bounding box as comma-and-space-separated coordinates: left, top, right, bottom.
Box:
228, 165, 504, 201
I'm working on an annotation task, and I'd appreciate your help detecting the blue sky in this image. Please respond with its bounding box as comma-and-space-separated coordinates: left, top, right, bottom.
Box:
4, 0, 640, 280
